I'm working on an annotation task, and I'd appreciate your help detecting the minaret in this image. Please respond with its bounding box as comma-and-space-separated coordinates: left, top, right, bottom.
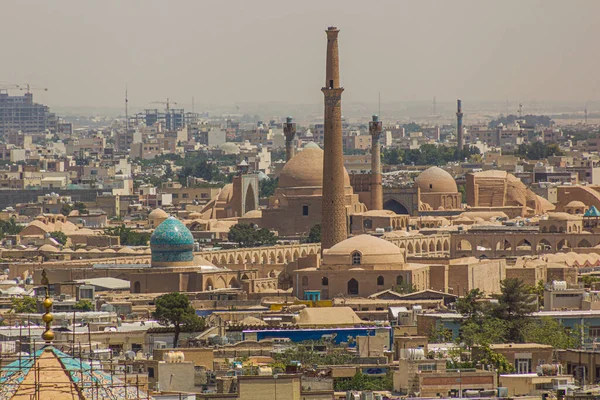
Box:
321, 26, 347, 250
283, 116, 297, 162
369, 114, 383, 210
456, 99, 464, 149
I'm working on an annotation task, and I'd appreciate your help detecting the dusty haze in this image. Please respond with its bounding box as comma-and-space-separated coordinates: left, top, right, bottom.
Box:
1, 0, 598, 112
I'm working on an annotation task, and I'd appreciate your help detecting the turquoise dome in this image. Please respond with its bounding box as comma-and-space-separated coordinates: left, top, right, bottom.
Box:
150, 217, 195, 265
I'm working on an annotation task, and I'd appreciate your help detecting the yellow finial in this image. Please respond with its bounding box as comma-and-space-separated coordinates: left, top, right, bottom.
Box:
41, 269, 54, 343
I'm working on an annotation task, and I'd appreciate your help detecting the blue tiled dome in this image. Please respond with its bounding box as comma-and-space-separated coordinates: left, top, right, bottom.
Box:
150, 217, 195, 265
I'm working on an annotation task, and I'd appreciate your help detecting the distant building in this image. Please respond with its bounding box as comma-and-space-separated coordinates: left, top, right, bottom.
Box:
0, 92, 57, 135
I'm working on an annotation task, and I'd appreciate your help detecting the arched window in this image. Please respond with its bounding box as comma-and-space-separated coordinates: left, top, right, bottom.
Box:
302, 276, 309, 286
352, 251, 362, 265
322, 277, 329, 286
133, 281, 141, 293
377, 276, 384, 286
396, 275, 404, 285
348, 278, 359, 295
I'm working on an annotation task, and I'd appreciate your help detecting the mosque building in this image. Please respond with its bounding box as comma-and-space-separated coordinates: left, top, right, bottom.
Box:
293, 234, 429, 300
240, 143, 366, 238
129, 216, 268, 294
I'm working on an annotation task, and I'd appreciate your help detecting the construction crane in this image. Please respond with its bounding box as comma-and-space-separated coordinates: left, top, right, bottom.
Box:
151, 98, 177, 112
17, 84, 48, 94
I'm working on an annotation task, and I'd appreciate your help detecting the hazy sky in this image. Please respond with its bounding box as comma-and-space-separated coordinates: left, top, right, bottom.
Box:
2, 0, 599, 110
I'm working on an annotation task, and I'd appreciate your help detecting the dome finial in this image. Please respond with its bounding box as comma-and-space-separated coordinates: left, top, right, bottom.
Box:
41, 270, 55, 343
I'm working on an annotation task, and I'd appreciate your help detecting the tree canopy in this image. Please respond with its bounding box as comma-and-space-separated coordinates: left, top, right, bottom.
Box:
305, 224, 321, 243
152, 292, 205, 347
0, 218, 22, 237
454, 279, 581, 350
488, 114, 553, 128
50, 231, 68, 246
104, 225, 150, 246
11, 296, 37, 313
382, 145, 480, 166
259, 177, 278, 198
228, 223, 277, 247
515, 142, 564, 160
74, 300, 94, 312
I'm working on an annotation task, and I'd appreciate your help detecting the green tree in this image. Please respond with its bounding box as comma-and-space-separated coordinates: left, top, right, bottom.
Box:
259, 177, 278, 198
429, 325, 453, 343
473, 344, 515, 373
460, 318, 508, 348
334, 372, 393, 392
11, 296, 37, 313
305, 224, 321, 243
521, 317, 579, 349
455, 289, 485, 320
525, 280, 545, 307
50, 231, 68, 246
228, 223, 277, 248
74, 300, 94, 312
104, 225, 151, 246
152, 292, 206, 347
516, 142, 564, 160
394, 282, 416, 294
272, 341, 355, 366
493, 278, 537, 342
0, 218, 22, 237
61, 202, 87, 216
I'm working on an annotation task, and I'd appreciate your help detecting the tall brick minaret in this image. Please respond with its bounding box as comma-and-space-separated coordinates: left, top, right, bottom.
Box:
369, 114, 383, 210
283, 116, 296, 162
456, 99, 464, 149
321, 26, 347, 250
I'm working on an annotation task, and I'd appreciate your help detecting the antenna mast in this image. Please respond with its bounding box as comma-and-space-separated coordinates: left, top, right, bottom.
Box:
125, 85, 129, 131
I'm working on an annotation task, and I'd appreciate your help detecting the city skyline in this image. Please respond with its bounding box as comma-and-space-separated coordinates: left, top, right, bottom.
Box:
2, 0, 600, 110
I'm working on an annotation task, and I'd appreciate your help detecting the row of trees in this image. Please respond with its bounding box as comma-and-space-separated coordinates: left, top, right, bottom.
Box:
104, 225, 151, 246
430, 278, 582, 372
382, 145, 480, 166
488, 114, 553, 128
227, 223, 278, 248
514, 142, 564, 160
453, 279, 580, 348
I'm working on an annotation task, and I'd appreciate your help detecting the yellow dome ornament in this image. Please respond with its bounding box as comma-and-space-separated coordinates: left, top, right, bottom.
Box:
40, 269, 54, 344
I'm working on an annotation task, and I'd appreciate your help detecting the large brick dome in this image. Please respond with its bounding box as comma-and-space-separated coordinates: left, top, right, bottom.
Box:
279, 147, 350, 188
415, 166, 458, 193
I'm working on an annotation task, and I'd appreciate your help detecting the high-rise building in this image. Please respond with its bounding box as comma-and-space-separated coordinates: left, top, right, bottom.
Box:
321, 26, 347, 250
0, 91, 58, 135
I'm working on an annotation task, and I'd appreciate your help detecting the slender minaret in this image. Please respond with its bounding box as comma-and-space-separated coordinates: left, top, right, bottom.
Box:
369, 114, 383, 210
456, 99, 464, 149
283, 116, 297, 162
321, 26, 347, 250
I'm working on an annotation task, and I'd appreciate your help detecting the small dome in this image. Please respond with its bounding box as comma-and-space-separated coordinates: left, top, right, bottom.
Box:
149, 208, 168, 219
323, 234, 403, 267
566, 200, 586, 208
188, 212, 202, 220
548, 212, 581, 221
117, 247, 136, 254
303, 142, 320, 150
219, 142, 241, 155
39, 244, 58, 253
415, 167, 457, 193
279, 147, 350, 188
242, 209, 262, 218
151, 217, 195, 266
